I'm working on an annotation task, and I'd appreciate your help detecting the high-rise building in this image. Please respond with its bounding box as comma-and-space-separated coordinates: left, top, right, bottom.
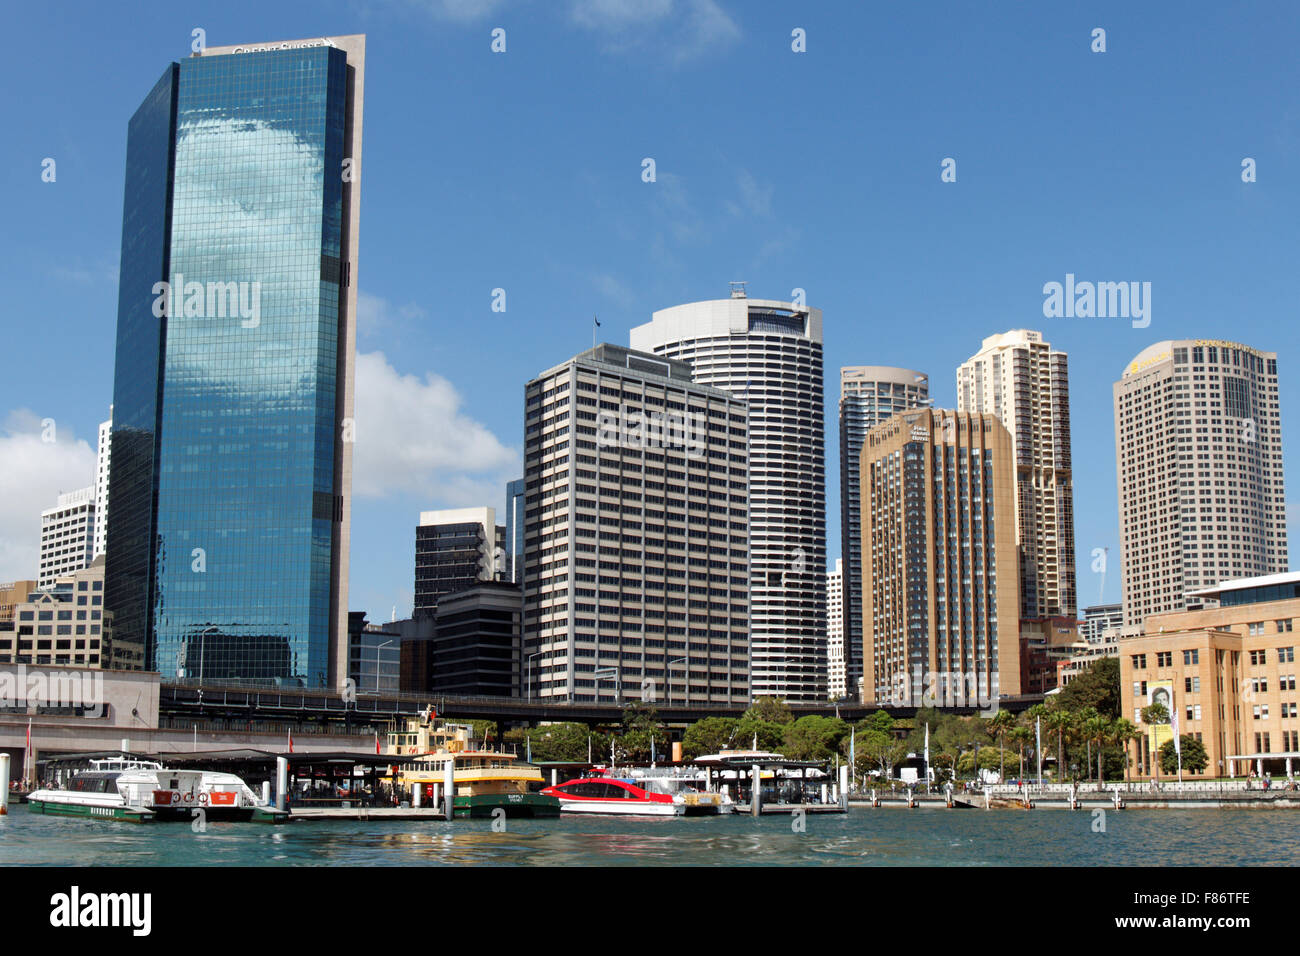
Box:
103, 35, 366, 686
93, 409, 112, 560
957, 330, 1076, 620
860, 409, 1021, 706
522, 343, 750, 705
39, 488, 96, 589
827, 558, 845, 699
505, 478, 526, 584
1114, 340, 1287, 628
414, 507, 504, 618
630, 288, 825, 703
839, 366, 929, 696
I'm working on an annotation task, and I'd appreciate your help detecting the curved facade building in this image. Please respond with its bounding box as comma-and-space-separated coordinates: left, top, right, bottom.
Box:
631, 290, 826, 702
1114, 340, 1286, 628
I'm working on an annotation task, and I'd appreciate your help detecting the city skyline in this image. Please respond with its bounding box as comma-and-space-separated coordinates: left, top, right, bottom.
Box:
3, 3, 1297, 631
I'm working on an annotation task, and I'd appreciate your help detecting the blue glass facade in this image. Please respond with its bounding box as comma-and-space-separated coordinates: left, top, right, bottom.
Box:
105, 44, 354, 686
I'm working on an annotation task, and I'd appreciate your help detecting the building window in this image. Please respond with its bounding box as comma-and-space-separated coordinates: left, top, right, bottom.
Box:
1183, 649, 1199, 665
1131, 654, 1147, 669
1156, 651, 1172, 667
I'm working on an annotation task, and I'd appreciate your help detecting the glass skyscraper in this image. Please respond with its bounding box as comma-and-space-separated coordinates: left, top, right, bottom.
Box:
103, 36, 365, 688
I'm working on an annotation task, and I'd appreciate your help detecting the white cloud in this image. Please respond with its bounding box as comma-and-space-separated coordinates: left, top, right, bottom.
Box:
725, 168, 773, 218
0, 410, 97, 582
569, 0, 739, 61
408, 0, 513, 22
356, 290, 427, 342
591, 273, 636, 310
352, 351, 519, 502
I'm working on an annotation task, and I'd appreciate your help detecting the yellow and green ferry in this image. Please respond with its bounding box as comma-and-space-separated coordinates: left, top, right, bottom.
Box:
385, 711, 560, 819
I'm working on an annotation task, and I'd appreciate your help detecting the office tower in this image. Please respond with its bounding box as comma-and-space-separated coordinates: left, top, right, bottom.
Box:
39, 488, 96, 589
860, 409, 1021, 705
1080, 603, 1124, 644
432, 581, 522, 696
505, 478, 526, 584
957, 330, 1076, 620
346, 611, 401, 695
103, 35, 366, 686
1114, 340, 1287, 628
522, 343, 749, 705
1, 557, 106, 668
0, 580, 39, 626
93, 409, 112, 560
414, 507, 504, 618
630, 287, 825, 703
826, 559, 845, 699
1120, 571, 1300, 780
839, 366, 929, 696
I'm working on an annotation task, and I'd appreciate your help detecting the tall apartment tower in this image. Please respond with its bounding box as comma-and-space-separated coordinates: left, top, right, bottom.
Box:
839, 366, 929, 697
413, 507, 504, 618
860, 409, 1021, 706
826, 558, 846, 699
1114, 340, 1287, 628
103, 35, 365, 686
93, 409, 112, 560
957, 330, 1076, 620
522, 344, 750, 705
630, 288, 825, 703
39, 488, 96, 588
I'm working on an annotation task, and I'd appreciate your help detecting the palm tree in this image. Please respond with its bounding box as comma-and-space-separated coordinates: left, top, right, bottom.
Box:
986, 710, 1016, 783
1044, 705, 1073, 783
1083, 712, 1109, 789
1111, 718, 1139, 784
1008, 724, 1033, 783
1025, 703, 1050, 783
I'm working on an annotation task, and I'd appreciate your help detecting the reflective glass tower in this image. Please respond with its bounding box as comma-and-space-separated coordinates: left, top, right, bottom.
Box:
103, 36, 365, 688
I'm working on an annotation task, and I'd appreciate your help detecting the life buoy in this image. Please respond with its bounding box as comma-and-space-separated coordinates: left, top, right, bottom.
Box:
198, 792, 209, 806
182, 791, 194, 803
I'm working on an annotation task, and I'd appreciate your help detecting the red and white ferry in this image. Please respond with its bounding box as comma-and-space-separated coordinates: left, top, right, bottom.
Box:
542, 769, 685, 816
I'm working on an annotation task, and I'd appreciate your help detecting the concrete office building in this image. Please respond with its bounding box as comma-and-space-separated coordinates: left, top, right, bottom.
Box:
839, 366, 929, 697
827, 559, 846, 700
102, 35, 366, 687
522, 343, 750, 705
346, 611, 402, 696
432, 581, 522, 697
630, 288, 825, 703
1, 557, 107, 668
39, 487, 96, 589
414, 507, 504, 618
0, 581, 39, 625
1114, 340, 1287, 628
1081, 603, 1125, 645
1119, 571, 1300, 780
860, 409, 1021, 706
958, 330, 1076, 620
93, 409, 112, 560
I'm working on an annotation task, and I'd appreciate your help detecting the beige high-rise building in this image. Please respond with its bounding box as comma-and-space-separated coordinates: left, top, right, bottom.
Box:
860, 409, 1021, 706
522, 344, 750, 705
1114, 340, 1287, 629
957, 329, 1076, 620
826, 558, 846, 699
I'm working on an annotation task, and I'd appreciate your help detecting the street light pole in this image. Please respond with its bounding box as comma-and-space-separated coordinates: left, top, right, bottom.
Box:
667, 658, 685, 707
374, 640, 393, 694
527, 651, 542, 701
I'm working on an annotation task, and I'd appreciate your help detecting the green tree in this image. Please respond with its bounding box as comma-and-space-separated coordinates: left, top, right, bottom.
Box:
1082, 711, 1109, 787
1008, 724, 1033, 782
1045, 704, 1074, 781
1111, 718, 1139, 784
1159, 735, 1208, 775
744, 696, 794, 725
733, 715, 787, 752
783, 715, 850, 761
510, 722, 606, 762
681, 717, 739, 759
1056, 656, 1121, 718
618, 702, 667, 762
851, 728, 908, 780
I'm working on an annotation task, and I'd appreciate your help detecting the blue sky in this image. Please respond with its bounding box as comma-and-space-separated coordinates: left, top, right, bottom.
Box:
2, 0, 1296, 621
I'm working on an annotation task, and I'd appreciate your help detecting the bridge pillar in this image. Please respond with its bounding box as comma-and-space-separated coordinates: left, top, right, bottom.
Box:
275, 757, 288, 812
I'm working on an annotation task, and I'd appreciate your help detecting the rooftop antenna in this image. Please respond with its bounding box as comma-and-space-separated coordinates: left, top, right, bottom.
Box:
729, 281, 747, 299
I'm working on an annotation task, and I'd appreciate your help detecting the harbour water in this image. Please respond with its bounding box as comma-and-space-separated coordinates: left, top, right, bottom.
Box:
4, 806, 1299, 866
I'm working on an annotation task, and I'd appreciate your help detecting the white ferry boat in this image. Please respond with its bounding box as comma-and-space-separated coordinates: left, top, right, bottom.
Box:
27, 756, 279, 823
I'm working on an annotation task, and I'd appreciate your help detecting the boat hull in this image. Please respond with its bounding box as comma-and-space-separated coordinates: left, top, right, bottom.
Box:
453, 793, 561, 818
555, 799, 684, 816
26, 798, 154, 823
